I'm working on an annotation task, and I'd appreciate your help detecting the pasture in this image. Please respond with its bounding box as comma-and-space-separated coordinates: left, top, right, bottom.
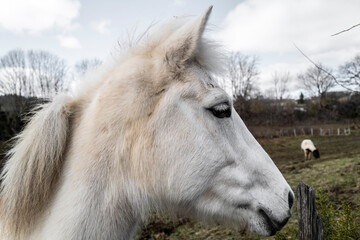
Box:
137, 134, 360, 239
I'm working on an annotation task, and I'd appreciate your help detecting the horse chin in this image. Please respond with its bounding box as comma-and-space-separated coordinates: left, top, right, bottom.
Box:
247, 208, 290, 236
248, 223, 278, 237
204, 210, 280, 237
192, 199, 275, 236
203, 211, 280, 237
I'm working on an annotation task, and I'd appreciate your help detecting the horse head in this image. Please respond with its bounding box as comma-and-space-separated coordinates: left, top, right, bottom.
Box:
95, 6, 294, 236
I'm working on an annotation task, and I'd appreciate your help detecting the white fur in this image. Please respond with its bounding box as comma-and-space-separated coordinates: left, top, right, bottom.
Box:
0, 7, 293, 240
301, 139, 316, 152
301, 139, 317, 160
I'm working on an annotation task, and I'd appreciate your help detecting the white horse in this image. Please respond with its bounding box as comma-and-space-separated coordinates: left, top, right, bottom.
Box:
0, 7, 294, 240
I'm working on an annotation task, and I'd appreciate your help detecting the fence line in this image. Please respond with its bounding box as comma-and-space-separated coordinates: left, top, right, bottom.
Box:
252, 126, 357, 138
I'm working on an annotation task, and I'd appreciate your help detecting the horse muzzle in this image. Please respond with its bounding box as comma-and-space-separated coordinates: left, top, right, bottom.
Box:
257, 191, 294, 235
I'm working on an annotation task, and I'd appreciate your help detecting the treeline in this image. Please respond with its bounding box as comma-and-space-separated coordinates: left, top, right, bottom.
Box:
235, 92, 360, 127
1, 48, 360, 140
224, 52, 360, 127
0, 48, 101, 140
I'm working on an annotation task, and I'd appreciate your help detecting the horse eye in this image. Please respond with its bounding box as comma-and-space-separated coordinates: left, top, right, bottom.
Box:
208, 103, 231, 118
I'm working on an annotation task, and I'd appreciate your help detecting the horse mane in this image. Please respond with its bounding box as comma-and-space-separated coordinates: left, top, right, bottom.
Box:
0, 13, 225, 239
0, 95, 74, 238
72, 17, 225, 97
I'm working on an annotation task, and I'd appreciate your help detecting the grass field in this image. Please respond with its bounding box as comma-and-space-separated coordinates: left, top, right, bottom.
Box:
137, 135, 360, 239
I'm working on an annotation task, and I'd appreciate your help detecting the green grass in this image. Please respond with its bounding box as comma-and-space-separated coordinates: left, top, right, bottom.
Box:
259, 136, 360, 206
137, 135, 360, 240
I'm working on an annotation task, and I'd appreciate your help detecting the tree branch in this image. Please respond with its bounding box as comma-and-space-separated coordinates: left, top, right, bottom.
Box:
293, 43, 358, 93
331, 23, 360, 37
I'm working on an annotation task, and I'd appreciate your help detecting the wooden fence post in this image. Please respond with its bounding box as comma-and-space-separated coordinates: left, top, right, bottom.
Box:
296, 182, 324, 240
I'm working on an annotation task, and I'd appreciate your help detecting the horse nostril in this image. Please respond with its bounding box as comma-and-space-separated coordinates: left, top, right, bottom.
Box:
288, 191, 295, 209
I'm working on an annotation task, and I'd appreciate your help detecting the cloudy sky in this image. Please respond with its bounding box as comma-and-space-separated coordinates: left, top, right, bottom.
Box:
1, 0, 359, 97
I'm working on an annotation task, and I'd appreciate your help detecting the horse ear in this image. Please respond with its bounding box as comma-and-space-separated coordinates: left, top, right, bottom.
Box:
163, 6, 212, 69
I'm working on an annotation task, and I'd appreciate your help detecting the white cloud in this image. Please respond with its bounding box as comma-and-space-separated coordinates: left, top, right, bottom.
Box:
220, 0, 360, 54
0, 0, 80, 34
174, 0, 185, 6
57, 35, 81, 49
218, 0, 360, 95
92, 19, 111, 34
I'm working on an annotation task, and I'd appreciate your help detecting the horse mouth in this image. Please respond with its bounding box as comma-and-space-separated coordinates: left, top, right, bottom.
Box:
258, 209, 290, 236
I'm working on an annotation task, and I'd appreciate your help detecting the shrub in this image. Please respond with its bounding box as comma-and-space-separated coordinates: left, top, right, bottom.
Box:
317, 192, 360, 240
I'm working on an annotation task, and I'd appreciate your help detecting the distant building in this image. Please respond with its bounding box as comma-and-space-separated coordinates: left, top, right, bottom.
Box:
294, 107, 306, 112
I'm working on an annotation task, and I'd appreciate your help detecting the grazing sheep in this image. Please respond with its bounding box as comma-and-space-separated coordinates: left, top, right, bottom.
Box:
301, 139, 320, 160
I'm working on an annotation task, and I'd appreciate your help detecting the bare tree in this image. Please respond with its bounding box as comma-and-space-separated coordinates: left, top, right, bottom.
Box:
338, 54, 360, 91
0, 49, 68, 99
0, 49, 33, 117
27, 50, 67, 98
0, 49, 28, 97
75, 58, 102, 76
294, 43, 358, 93
298, 63, 334, 99
228, 52, 259, 100
0, 49, 68, 135
272, 71, 290, 100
